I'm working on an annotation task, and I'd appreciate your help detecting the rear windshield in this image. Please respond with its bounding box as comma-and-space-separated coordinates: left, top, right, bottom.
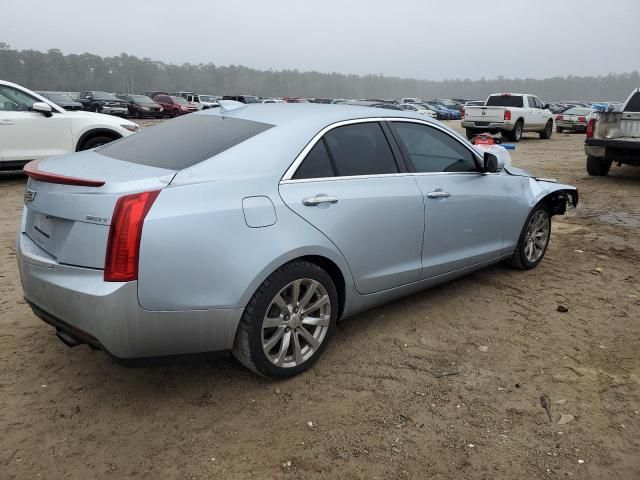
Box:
624, 92, 640, 112
486, 95, 524, 108
98, 113, 274, 170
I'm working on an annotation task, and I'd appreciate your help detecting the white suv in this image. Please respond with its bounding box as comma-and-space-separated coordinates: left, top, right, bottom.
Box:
0, 80, 139, 171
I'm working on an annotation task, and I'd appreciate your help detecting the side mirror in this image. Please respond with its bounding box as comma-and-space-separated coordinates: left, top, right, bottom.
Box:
483, 152, 502, 173
32, 102, 53, 117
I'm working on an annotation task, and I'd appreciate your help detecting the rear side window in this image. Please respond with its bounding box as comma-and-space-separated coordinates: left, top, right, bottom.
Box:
293, 140, 335, 180
324, 122, 398, 176
486, 95, 524, 108
98, 114, 273, 170
392, 122, 478, 173
624, 92, 640, 112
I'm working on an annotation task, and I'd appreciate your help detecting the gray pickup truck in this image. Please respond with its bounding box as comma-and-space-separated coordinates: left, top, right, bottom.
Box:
584, 88, 640, 175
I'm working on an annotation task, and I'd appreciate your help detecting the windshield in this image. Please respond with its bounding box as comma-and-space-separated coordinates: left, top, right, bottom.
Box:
486, 95, 524, 108
563, 107, 591, 115
47, 93, 74, 103
98, 114, 274, 170
92, 91, 118, 100
173, 96, 189, 105
199, 95, 217, 102
244, 96, 260, 104
131, 95, 155, 104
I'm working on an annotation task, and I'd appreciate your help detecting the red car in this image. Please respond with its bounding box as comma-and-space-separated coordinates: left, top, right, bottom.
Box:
153, 94, 199, 116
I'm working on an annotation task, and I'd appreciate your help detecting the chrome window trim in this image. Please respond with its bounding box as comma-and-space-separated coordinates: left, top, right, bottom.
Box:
280, 117, 483, 182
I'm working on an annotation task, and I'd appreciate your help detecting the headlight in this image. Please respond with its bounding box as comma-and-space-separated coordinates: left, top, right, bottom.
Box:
141, 106, 150, 111
121, 124, 139, 133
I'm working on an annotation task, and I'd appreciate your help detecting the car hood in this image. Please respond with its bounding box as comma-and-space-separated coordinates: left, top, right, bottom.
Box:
63, 110, 137, 127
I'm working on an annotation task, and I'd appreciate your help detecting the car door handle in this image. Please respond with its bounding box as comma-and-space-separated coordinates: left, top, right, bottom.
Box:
427, 191, 450, 198
0, 120, 14, 125
302, 196, 339, 206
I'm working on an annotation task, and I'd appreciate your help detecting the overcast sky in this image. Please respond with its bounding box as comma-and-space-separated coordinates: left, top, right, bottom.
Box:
3, 0, 639, 80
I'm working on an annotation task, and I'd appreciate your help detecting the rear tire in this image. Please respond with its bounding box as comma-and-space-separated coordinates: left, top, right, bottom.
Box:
540, 121, 553, 139
586, 156, 612, 176
80, 135, 114, 151
507, 203, 551, 270
465, 128, 476, 140
232, 260, 338, 378
507, 120, 523, 142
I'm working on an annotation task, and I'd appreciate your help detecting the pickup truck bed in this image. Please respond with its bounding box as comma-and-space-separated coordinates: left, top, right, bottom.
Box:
584, 91, 640, 176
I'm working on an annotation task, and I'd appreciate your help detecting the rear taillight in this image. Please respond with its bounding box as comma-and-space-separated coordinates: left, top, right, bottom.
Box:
504, 110, 511, 121
586, 118, 596, 138
578, 116, 586, 123
104, 190, 160, 282
556, 115, 563, 121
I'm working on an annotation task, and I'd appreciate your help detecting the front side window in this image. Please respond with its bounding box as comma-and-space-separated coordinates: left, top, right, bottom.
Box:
392, 122, 478, 173
0, 86, 39, 111
324, 122, 398, 177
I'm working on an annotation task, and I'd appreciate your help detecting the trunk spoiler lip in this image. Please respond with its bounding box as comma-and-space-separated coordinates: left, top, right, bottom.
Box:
23, 160, 105, 187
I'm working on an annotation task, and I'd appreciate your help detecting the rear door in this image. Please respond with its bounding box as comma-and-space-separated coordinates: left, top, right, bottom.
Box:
279, 120, 425, 294
388, 120, 510, 278
0, 84, 72, 163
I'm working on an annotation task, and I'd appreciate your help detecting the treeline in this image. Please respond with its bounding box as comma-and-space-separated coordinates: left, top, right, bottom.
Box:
1, 44, 638, 101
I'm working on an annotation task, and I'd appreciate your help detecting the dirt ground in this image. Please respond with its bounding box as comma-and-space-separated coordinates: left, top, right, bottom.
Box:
1, 120, 639, 480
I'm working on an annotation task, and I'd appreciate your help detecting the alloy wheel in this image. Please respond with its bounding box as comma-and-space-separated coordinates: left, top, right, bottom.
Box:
261, 278, 331, 368
524, 210, 550, 263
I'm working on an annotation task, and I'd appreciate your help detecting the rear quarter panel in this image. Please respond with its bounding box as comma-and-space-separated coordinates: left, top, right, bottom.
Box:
137, 178, 354, 311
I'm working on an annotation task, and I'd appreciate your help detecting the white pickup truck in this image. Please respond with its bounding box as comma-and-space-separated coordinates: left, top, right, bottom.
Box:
462, 93, 554, 141
584, 88, 640, 176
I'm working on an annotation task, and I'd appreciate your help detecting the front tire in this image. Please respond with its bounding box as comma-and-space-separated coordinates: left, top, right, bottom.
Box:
465, 128, 476, 140
586, 156, 612, 176
540, 120, 553, 139
556, 126, 564, 133
507, 204, 551, 270
232, 261, 338, 378
80, 135, 114, 151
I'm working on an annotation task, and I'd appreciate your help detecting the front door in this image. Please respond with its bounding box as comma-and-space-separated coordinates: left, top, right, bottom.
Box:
0, 85, 71, 163
388, 120, 510, 278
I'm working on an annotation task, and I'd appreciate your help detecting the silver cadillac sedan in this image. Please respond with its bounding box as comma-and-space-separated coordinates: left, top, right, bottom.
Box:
17, 103, 578, 378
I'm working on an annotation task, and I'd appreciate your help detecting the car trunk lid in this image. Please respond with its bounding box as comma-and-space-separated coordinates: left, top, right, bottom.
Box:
23, 151, 175, 269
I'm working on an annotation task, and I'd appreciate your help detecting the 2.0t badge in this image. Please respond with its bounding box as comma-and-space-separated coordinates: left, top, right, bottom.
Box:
24, 189, 37, 202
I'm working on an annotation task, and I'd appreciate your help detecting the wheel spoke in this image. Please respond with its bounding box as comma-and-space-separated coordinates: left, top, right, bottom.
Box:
298, 326, 320, 349
291, 279, 301, 306
263, 316, 286, 329
292, 332, 303, 364
274, 331, 292, 366
297, 281, 318, 310
263, 326, 286, 352
302, 315, 330, 327
273, 294, 291, 314
302, 294, 329, 315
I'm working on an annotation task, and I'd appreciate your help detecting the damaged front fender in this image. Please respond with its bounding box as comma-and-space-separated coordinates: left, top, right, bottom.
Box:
527, 178, 578, 215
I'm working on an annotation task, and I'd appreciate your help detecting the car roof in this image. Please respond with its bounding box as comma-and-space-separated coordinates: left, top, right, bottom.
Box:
199, 102, 434, 129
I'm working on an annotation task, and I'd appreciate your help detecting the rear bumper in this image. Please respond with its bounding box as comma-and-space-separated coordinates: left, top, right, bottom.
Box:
557, 121, 586, 129
17, 232, 243, 359
462, 120, 513, 130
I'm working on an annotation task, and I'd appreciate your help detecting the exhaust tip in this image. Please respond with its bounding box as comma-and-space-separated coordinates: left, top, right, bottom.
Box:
56, 329, 82, 348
